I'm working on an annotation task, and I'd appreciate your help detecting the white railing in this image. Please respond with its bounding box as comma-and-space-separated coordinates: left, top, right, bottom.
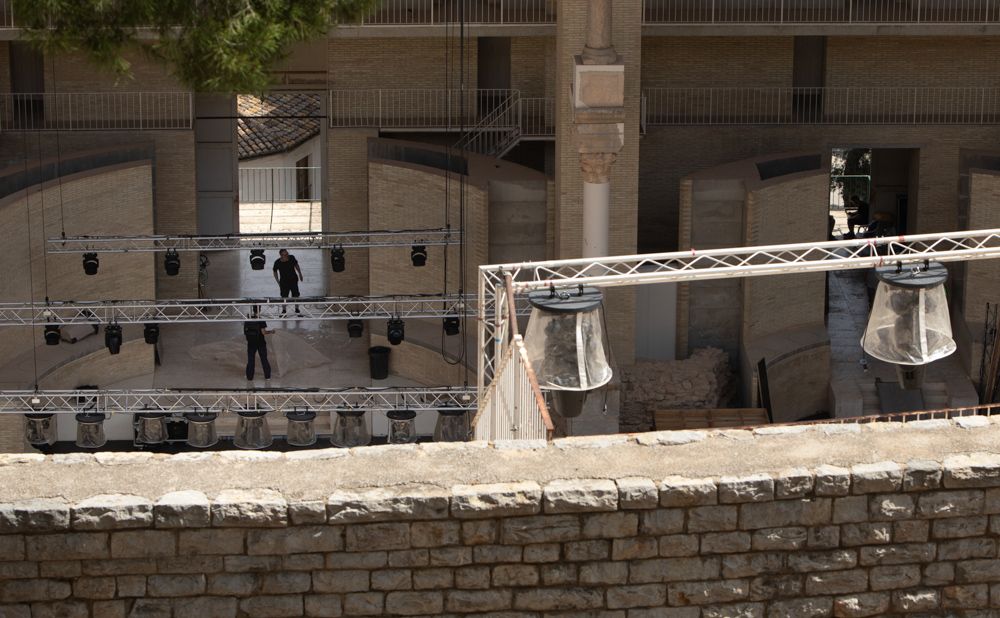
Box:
239, 167, 321, 203
643, 87, 1000, 125
361, 0, 555, 24
520, 97, 555, 137
473, 334, 553, 441
455, 92, 521, 156
643, 0, 1000, 24
0, 0, 12, 29
0, 92, 193, 130
329, 88, 516, 129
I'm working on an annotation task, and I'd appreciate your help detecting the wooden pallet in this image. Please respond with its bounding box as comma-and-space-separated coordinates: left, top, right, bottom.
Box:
654, 408, 770, 431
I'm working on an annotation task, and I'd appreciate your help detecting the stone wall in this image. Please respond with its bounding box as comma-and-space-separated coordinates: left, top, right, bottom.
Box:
4, 418, 1000, 616
620, 348, 733, 433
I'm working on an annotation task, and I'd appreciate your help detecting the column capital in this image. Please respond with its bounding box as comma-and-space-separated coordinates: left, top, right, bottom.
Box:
580, 152, 617, 184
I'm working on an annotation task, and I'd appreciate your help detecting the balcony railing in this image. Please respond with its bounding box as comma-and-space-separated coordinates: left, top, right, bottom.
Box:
329, 88, 516, 129
0, 92, 193, 131
239, 167, 321, 203
520, 97, 555, 137
643, 0, 1000, 24
643, 87, 1000, 125
361, 0, 555, 24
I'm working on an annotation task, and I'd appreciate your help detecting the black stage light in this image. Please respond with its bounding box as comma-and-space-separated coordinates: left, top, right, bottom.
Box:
143, 323, 160, 345
347, 319, 364, 338
105, 324, 123, 355
387, 318, 405, 345
410, 245, 427, 267
249, 249, 266, 270
164, 249, 181, 276
44, 325, 61, 346
330, 246, 346, 273
443, 316, 460, 336
82, 253, 99, 276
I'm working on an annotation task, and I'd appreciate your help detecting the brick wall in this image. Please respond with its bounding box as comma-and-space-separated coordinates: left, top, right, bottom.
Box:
327, 38, 478, 89
511, 37, 555, 99
642, 37, 794, 87
826, 37, 1000, 88
3, 418, 1000, 615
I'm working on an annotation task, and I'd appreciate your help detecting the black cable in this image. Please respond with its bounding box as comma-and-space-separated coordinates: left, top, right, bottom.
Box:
51, 55, 66, 239
23, 131, 40, 389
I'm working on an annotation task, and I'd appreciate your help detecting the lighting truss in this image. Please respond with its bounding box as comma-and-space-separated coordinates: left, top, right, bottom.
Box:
478, 228, 1000, 393
44, 228, 460, 253
0, 387, 477, 415
0, 294, 531, 326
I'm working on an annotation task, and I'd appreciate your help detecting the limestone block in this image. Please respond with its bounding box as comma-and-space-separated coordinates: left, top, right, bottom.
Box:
807, 526, 840, 549
412, 568, 453, 590
248, 525, 343, 555
493, 564, 540, 587
126, 599, 171, 618
0, 561, 37, 578
775, 468, 815, 499
512, 587, 604, 611
427, 547, 471, 567
658, 534, 699, 557
636, 431, 706, 446
71, 576, 116, 600
628, 557, 720, 584
312, 570, 370, 593
787, 550, 858, 573
72, 494, 153, 530
207, 573, 258, 597
522, 543, 560, 563
720, 552, 783, 579
259, 572, 311, 594
942, 583, 989, 608
923, 562, 955, 586
26, 601, 89, 618
832, 592, 890, 617
767, 597, 834, 616
804, 569, 869, 595
701, 532, 751, 554
932, 515, 989, 539
540, 563, 577, 586
606, 584, 667, 609
501, 515, 581, 545
39, 561, 79, 578
640, 509, 685, 535
450, 482, 542, 519
94, 452, 155, 466
0, 453, 45, 466
616, 477, 659, 509
178, 528, 245, 555
858, 543, 936, 566
851, 462, 903, 494
719, 474, 775, 503
543, 479, 618, 513
659, 476, 718, 507
146, 574, 206, 597
384, 591, 443, 615
444, 589, 512, 612
903, 460, 943, 492
688, 506, 738, 532
238, 595, 304, 617
563, 539, 610, 561
815, 465, 852, 497
738, 499, 831, 530
454, 566, 491, 589
109, 530, 175, 559
83, 558, 156, 576
282, 554, 324, 571
223, 555, 281, 573
667, 579, 749, 606
701, 603, 762, 618
869, 493, 916, 521
891, 589, 939, 612
25, 533, 109, 561
0, 535, 25, 561
172, 597, 239, 618
472, 544, 522, 564
289, 501, 327, 525
612, 537, 658, 561
154, 491, 210, 528
411, 521, 460, 548
342, 592, 383, 616
582, 512, 638, 538
211, 489, 287, 527
869, 565, 921, 591
461, 520, 497, 545
955, 559, 1000, 583
342, 522, 409, 552
371, 569, 412, 591
938, 538, 996, 560
917, 490, 985, 518
326, 551, 386, 570
327, 486, 449, 523
387, 549, 428, 567
0, 499, 71, 533
893, 520, 929, 543
832, 496, 869, 524
840, 523, 891, 547
943, 453, 1000, 488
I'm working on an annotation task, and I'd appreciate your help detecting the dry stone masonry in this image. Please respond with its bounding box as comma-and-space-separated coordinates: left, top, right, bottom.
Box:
2, 419, 1000, 616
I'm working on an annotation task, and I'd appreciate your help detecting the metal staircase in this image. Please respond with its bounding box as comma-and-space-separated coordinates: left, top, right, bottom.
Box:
454, 91, 523, 157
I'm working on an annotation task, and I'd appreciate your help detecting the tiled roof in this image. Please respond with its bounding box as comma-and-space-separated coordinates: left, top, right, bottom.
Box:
237, 94, 321, 160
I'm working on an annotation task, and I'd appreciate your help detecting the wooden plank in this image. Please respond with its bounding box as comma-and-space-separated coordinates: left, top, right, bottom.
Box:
653, 408, 770, 431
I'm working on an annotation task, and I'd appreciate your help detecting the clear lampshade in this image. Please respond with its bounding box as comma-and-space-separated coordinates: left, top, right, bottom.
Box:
185, 412, 218, 448
135, 412, 168, 445
386, 409, 417, 444
75, 413, 107, 449
234, 410, 272, 450
24, 413, 57, 446
332, 408, 371, 448
285, 409, 317, 447
523, 286, 612, 391
433, 406, 469, 442
862, 262, 956, 367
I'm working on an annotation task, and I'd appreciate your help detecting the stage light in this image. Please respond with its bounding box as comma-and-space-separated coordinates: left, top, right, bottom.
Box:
185, 411, 218, 448
330, 246, 346, 272
24, 413, 57, 446
164, 249, 180, 276
387, 318, 405, 345
75, 412, 106, 449
234, 409, 272, 449
347, 319, 364, 338
135, 412, 168, 445
104, 324, 123, 355
331, 408, 370, 448
434, 404, 470, 442
82, 253, 99, 276
387, 409, 417, 444
285, 409, 317, 447
44, 325, 61, 346
249, 249, 266, 270
143, 324, 159, 345
443, 316, 460, 336
410, 245, 427, 267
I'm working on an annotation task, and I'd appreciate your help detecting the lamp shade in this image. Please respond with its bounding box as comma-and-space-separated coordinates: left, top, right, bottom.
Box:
331, 408, 371, 448
285, 409, 317, 447
523, 286, 612, 391
185, 411, 219, 448
75, 412, 107, 449
135, 412, 168, 445
24, 413, 57, 446
433, 406, 469, 442
386, 409, 417, 444
235, 410, 272, 450
861, 262, 956, 367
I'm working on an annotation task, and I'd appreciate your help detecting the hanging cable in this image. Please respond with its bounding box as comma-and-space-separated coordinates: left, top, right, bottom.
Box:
23, 131, 41, 389
51, 55, 67, 239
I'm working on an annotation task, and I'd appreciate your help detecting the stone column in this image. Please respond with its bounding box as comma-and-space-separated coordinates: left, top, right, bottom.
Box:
581, 152, 617, 257
582, 0, 617, 65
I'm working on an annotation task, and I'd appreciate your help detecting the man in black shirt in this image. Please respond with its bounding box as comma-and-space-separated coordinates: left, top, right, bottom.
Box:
846, 195, 870, 239
272, 249, 304, 315
244, 320, 272, 382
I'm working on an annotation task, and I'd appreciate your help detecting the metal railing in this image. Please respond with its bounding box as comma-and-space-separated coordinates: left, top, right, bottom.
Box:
239, 167, 321, 203
519, 97, 555, 137
642, 0, 1000, 24
0, 92, 193, 131
361, 0, 555, 24
329, 88, 515, 129
642, 86, 1000, 125
454, 92, 521, 156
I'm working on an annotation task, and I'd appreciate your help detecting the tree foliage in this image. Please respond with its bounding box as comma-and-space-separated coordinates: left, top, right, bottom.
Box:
14, 0, 377, 93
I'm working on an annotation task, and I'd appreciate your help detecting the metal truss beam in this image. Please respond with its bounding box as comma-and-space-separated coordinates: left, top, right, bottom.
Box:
0, 294, 531, 326
45, 228, 459, 253
477, 228, 1000, 393
0, 387, 477, 415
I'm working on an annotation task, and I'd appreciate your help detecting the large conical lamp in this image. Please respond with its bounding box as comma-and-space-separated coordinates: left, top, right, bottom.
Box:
862, 261, 956, 390
523, 286, 612, 397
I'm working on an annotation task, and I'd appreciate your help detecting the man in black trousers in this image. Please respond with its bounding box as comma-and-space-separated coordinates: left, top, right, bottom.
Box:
244, 318, 272, 384
272, 249, 304, 316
